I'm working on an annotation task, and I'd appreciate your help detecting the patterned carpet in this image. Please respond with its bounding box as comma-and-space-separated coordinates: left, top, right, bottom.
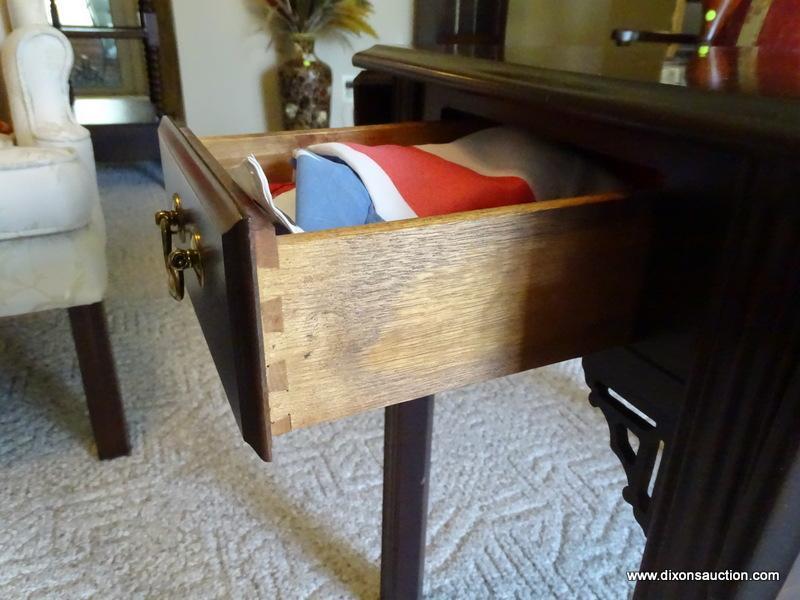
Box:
0, 162, 644, 599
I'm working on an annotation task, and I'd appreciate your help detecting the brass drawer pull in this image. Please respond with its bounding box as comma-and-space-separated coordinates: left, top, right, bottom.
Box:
155, 194, 203, 301
168, 231, 204, 300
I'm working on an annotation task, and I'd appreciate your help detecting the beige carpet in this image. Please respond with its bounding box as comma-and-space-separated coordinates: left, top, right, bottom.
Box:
0, 162, 645, 599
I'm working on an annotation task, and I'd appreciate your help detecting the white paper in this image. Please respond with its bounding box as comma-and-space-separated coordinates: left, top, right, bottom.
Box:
230, 154, 304, 233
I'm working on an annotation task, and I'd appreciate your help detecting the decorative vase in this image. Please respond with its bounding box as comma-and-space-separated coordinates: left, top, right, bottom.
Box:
278, 34, 332, 130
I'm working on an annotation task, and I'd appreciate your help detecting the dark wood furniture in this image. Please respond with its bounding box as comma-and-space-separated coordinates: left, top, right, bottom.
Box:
156, 41, 799, 598
381, 396, 433, 599
351, 43, 800, 598
68, 302, 130, 460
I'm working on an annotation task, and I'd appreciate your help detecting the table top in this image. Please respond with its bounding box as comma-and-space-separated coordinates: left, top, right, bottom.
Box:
354, 44, 800, 154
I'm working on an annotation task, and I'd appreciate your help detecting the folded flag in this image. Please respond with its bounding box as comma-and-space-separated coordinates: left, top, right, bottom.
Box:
238, 126, 621, 232
302, 141, 534, 223
293, 150, 384, 232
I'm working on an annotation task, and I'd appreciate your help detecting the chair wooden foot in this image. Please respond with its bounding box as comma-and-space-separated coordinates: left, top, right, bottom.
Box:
68, 302, 130, 460
381, 396, 434, 600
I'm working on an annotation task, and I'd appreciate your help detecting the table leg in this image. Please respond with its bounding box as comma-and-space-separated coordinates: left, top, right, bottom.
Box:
381, 396, 434, 600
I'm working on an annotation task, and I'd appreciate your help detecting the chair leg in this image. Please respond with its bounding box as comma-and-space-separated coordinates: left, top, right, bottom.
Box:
68, 302, 130, 460
381, 396, 434, 600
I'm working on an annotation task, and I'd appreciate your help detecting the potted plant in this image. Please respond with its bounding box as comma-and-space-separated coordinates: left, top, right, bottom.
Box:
261, 0, 377, 130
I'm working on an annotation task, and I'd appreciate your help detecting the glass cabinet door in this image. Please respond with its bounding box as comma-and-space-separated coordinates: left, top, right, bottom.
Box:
51, 0, 150, 98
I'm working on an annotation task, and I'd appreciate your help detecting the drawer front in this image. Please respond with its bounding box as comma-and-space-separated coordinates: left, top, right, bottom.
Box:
159, 118, 273, 460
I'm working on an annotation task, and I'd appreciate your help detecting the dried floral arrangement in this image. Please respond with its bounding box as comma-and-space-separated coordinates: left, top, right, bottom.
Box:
262, 0, 377, 37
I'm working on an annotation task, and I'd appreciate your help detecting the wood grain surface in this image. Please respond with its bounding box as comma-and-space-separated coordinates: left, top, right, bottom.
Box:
353, 45, 800, 156
257, 193, 653, 434
201, 120, 485, 181
160, 118, 273, 460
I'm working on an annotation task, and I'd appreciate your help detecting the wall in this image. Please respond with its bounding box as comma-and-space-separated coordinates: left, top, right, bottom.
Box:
504, 0, 684, 77
506, 0, 682, 49
315, 1, 413, 130
171, 0, 413, 136
506, 0, 613, 49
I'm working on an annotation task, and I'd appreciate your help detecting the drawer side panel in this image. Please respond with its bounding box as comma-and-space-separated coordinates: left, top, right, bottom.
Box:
202, 120, 486, 180
260, 194, 652, 434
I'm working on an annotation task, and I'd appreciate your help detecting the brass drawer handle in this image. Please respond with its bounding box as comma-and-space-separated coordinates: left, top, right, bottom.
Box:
168, 231, 204, 300
155, 194, 203, 301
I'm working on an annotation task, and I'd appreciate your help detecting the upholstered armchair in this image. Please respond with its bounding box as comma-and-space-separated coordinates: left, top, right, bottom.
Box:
0, 2, 129, 459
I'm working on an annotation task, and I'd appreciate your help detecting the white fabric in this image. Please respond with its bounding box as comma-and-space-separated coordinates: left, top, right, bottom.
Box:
7, 0, 49, 28
0, 146, 93, 240
230, 154, 302, 233
0, 133, 13, 147
33, 132, 97, 183
0, 13, 107, 317
1, 25, 96, 181
306, 127, 622, 222
302, 143, 418, 221
417, 126, 621, 201
0, 203, 106, 317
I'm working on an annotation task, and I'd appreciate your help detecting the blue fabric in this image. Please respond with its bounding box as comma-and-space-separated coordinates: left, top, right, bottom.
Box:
294, 152, 383, 232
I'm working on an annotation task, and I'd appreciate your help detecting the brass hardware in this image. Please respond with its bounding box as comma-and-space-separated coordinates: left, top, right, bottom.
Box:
155, 194, 185, 239
155, 194, 203, 301
167, 231, 204, 300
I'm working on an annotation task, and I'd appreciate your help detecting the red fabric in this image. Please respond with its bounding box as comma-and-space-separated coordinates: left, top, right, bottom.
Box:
269, 182, 295, 196
711, 0, 800, 50
757, 0, 800, 50
756, 48, 800, 94
344, 143, 535, 217
713, 0, 752, 45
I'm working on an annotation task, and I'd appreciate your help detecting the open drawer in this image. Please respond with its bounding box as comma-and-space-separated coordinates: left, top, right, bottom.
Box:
158, 117, 654, 461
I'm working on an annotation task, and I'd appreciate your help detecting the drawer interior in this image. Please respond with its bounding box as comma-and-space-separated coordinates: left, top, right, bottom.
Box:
201, 120, 487, 182
197, 121, 653, 436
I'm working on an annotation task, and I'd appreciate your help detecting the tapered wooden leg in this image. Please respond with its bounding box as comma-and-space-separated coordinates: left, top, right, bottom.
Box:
68, 302, 130, 460
381, 396, 434, 600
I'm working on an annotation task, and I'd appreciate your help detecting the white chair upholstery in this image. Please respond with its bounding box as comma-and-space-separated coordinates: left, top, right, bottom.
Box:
0, 22, 106, 318
3, 24, 97, 179
6, 1, 48, 29
0, 2, 128, 459
0, 147, 93, 240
